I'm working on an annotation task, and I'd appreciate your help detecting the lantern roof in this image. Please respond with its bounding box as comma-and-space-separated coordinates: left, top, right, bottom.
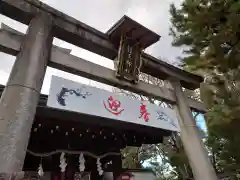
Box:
106, 15, 160, 49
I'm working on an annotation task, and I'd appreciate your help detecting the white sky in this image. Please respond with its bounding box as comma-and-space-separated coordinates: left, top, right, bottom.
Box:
0, 0, 183, 94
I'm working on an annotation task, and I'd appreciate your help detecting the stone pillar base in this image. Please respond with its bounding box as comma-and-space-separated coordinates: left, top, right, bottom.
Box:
0, 172, 24, 180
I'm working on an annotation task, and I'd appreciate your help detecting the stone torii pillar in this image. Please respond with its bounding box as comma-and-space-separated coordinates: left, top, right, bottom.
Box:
0, 13, 53, 173
170, 79, 218, 180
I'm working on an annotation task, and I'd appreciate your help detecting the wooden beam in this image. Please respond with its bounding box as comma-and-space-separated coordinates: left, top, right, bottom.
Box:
0, 26, 205, 112
0, 23, 72, 54
0, 0, 117, 58
0, 0, 203, 89
142, 53, 203, 89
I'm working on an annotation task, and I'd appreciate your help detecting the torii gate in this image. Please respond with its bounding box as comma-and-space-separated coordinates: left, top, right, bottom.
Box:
0, 0, 217, 180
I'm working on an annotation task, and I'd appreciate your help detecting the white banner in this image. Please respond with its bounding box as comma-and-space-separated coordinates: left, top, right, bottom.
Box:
47, 76, 180, 132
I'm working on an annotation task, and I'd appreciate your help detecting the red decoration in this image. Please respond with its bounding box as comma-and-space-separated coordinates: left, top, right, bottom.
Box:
139, 103, 150, 122
119, 172, 134, 180
103, 96, 124, 116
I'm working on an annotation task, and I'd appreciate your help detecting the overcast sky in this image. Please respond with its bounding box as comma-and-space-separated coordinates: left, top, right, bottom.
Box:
0, 0, 183, 94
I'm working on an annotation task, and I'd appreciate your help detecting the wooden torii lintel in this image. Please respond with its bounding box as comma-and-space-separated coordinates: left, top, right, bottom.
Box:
0, 24, 205, 113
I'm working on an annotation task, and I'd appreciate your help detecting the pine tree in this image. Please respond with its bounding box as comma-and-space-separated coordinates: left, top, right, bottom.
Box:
170, 0, 240, 177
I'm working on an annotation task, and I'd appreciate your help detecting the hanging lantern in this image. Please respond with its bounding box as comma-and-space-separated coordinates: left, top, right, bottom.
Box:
79, 153, 85, 172
59, 152, 67, 172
